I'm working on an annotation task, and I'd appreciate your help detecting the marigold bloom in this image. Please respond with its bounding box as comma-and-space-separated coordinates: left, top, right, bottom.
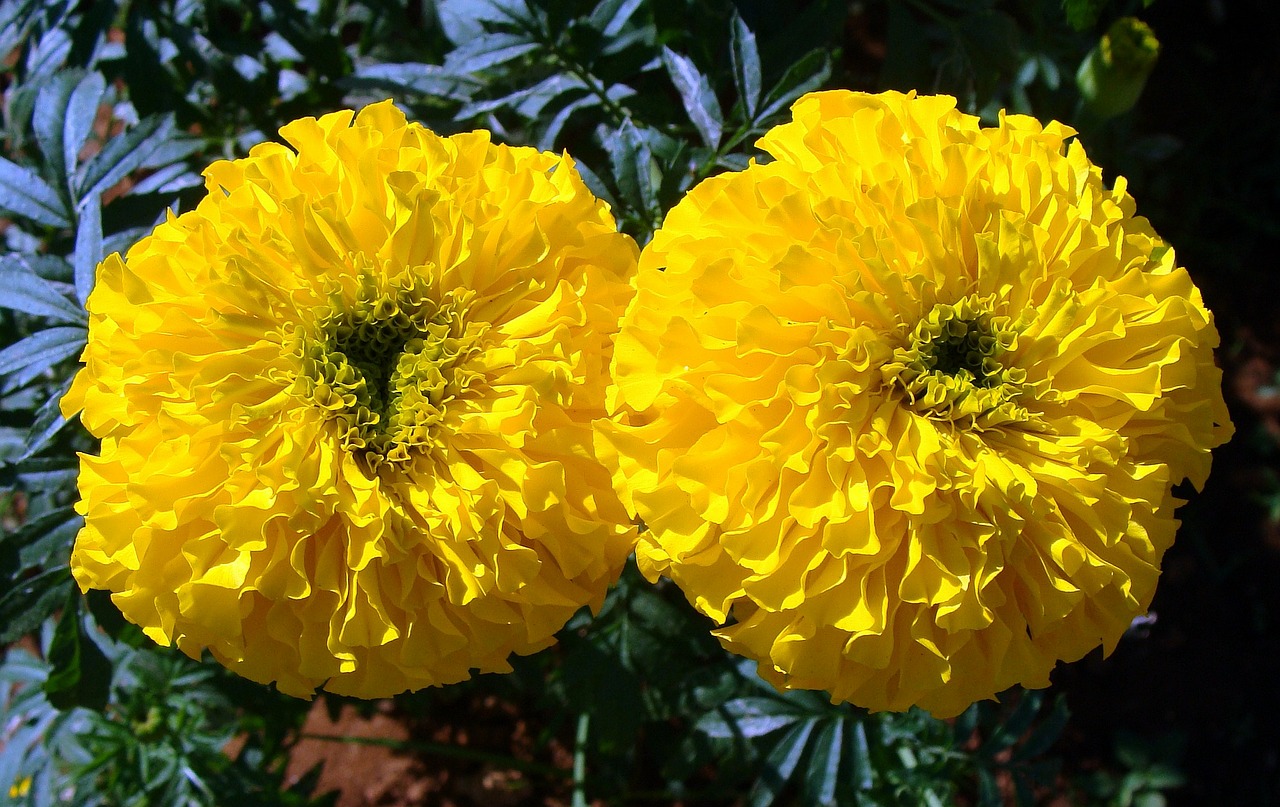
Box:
63, 102, 638, 698
599, 90, 1231, 717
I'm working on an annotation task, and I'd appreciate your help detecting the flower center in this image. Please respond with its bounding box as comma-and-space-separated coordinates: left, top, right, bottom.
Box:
882, 296, 1029, 430
292, 272, 484, 469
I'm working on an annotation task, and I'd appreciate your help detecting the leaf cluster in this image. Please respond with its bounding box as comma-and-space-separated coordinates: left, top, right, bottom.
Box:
0, 0, 1179, 804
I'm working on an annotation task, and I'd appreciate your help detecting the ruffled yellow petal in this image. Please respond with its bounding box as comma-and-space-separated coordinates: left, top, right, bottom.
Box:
64, 101, 638, 698
600, 90, 1231, 717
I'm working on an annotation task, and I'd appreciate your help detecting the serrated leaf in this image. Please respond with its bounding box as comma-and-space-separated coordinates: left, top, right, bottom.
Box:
0, 155, 71, 228
847, 718, 872, 790
588, 0, 644, 36
759, 49, 832, 121
570, 158, 615, 209
0, 259, 86, 324
0, 0, 41, 57
513, 74, 590, 119
454, 74, 587, 121
43, 593, 112, 712
74, 193, 102, 305
15, 510, 80, 570
748, 718, 817, 807
342, 62, 481, 101
603, 119, 656, 217
443, 32, 538, 76
25, 25, 72, 80
661, 47, 723, 148
729, 12, 762, 120
14, 457, 79, 490
74, 114, 175, 202
0, 326, 86, 377
696, 696, 803, 742
34, 69, 106, 188
437, 0, 535, 44
536, 94, 598, 151
128, 162, 202, 196
802, 719, 843, 806
20, 377, 75, 461
0, 567, 72, 644
19, 254, 74, 282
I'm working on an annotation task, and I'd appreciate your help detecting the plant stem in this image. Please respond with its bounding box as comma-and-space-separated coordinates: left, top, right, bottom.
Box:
571, 712, 589, 807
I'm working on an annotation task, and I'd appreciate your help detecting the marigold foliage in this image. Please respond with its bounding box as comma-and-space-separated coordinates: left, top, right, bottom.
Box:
63, 101, 638, 698
599, 90, 1232, 717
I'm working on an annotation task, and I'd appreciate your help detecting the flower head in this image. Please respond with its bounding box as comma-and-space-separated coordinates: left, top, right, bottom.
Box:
64, 101, 638, 698
599, 91, 1231, 717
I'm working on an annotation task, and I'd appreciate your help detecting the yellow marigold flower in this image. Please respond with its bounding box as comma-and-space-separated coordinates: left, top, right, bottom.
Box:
63, 101, 638, 698
599, 90, 1231, 717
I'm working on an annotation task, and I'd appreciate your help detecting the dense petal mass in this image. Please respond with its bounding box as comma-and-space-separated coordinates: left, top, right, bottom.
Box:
64, 101, 638, 698
599, 90, 1231, 717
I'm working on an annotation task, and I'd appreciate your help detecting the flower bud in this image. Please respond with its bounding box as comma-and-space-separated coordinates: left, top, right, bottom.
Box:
1076, 17, 1160, 119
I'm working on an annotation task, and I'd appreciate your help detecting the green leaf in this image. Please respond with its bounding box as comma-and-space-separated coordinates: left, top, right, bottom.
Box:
846, 718, 872, 791
20, 377, 75, 462
14, 510, 80, 570
696, 696, 806, 740
604, 119, 656, 218
977, 767, 1001, 807
0, 567, 73, 644
537, 94, 598, 151
20, 254, 74, 282
748, 717, 817, 807
33, 69, 106, 188
572, 157, 616, 209
729, 12, 762, 120
982, 691, 1043, 755
25, 25, 72, 81
85, 588, 131, 641
0, 257, 86, 324
802, 719, 842, 806
758, 49, 831, 121
442, 32, 539, 76
661, 47, 723, 148
74, 114, 175, 203
341, 62, 481, 101
0, 0, 41, 57
43, 592, 112, 712
587, 0, 644, 36
0, 155, 71, 228
455, 74, 588, 121
437, 0, 534, 45
74, 193, 102, 305
0, 326, 86, 377
14, 456, 81, 490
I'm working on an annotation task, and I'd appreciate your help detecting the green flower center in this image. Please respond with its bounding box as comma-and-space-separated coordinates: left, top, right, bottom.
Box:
293, 272, 484, 469
883, 296, 1029, 430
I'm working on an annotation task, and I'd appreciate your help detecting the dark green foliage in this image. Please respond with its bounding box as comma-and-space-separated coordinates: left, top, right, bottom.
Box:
0, 0, 1256, 804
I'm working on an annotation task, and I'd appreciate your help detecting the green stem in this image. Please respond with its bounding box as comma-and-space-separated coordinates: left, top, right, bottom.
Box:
571, 712, 590, 807
512, 13, 635, 128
